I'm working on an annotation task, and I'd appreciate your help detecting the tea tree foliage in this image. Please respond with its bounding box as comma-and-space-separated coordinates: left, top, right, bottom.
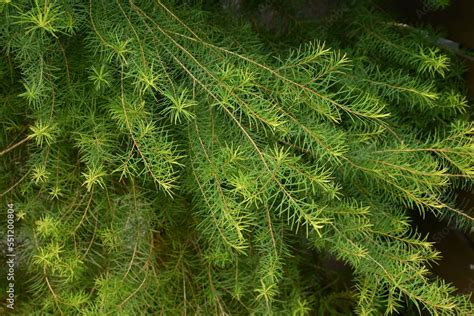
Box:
423, 0, 450, 10
0, 0, 472, 314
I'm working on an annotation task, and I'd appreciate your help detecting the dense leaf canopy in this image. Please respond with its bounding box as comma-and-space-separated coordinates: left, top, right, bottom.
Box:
0, 0, 472, 314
